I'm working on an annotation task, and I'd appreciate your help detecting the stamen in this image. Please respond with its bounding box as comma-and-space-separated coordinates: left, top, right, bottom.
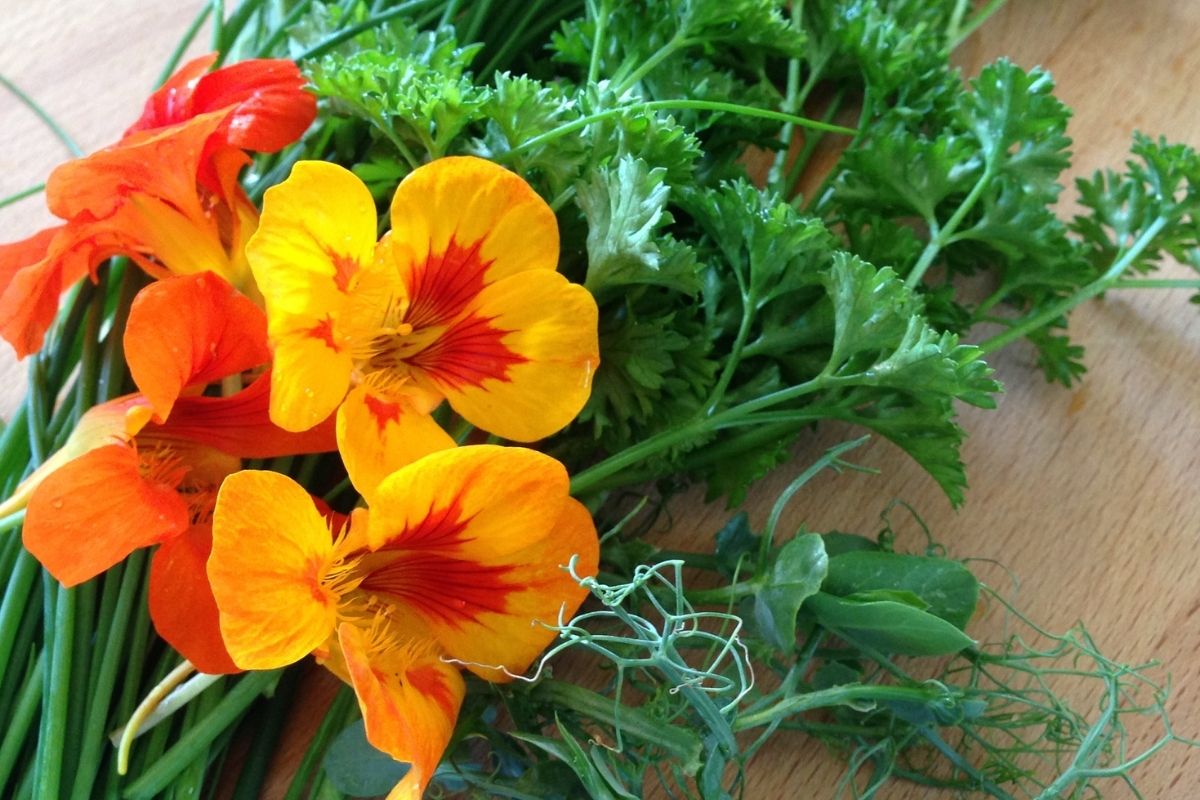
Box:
136, 446, 189, 492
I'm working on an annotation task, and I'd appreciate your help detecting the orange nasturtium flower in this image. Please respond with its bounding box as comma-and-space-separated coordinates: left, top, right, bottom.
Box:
246, 156, 600, 497
208, 445, 599, 798
0, 273, 335, 673
0, 53, 316, 358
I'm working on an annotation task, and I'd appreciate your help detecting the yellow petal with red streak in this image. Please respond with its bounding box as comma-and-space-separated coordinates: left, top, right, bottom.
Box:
339, 623, 464, 800
335, 385, 456, 503
269, 325, 352, 432
419, 270, 599, 441
363, 446, 598, 679
248, 160, 376, 317
387, 157, 558, 327
209, 470, 338, 669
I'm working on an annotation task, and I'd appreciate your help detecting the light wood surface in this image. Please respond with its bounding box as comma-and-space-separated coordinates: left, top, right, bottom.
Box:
2, 2, 1197, 798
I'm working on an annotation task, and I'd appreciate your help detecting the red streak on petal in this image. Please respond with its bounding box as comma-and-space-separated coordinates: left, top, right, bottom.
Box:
384, 498, 471, 550
411, 314, 527, 390
361, 551, 514, 628
361, 393, 402, 433
328, 251, 357, 293
360, 498, 516, 629
406, 238, 492, 329
407, 663, 457, 717
307, 316, 340, 351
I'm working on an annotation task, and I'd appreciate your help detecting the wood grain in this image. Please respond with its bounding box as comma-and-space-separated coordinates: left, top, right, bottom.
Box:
2, 1, 1197, 798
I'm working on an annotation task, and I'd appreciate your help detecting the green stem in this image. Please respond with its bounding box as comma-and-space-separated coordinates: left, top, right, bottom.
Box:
63, 581, 96, 784
37, 583, 75, 800
0, 75, 83, 157
0, 650, 45, 794
612, 33, 687, 95
282, 685, 358, 800
733, 683, 956, 730
122, 670, 281, 800
785, 87, 845, 201
0, 183, 44, 209
704, 289, 757, 415
949, 0, 1010, 50
0, 552, 39, 696
532, 679, 700, 765
69, 551, 146, 800
462, 0, 495, 43
478, 0, 550, 78
1110, 277, 1200, 290
905, 163, 996, 288
510, 100, 855, 158
216, 0, 271, 59
255, 0, 314, 57
979, 217, 1168, 354
210, 0, 226, 53
25, 360, 50, 468
230, 669, 301, 800
154, 3, 214, 85
767, 0, 807, 192
570, 376, 827, 496
586, 0, 611, 84
686, 580, 760, 605
293, 0, 440, 61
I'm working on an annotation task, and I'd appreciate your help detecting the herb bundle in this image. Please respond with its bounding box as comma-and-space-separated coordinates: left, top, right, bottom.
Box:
0, 1, 1197, 799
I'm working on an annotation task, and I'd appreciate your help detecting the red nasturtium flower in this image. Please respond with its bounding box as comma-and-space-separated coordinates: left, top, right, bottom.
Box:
208, 446, 599, 799
0, 273, 335, 673
245, 156, 600, 497
0, 53, 316, 358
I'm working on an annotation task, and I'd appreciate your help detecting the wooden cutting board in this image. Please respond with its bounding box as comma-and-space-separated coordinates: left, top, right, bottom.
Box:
2, 1, 1197, 797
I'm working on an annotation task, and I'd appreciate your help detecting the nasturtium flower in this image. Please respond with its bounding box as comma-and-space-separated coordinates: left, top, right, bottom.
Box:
208, 445, 599, 798
0, 54, 316, 358
246, 156, 600, 497
0, 273, 335, 673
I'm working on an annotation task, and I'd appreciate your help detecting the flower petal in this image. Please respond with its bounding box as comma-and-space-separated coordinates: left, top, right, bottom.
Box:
0, 226, 99, 358
0, 395, 153, 519
45, 112, 255, 292
125, 273, 269, 421
248, 160, 376, 315
124, 54, 314, 154
387, 157, 559, 327
415, 270, 599, 441
209, 470, 339, 669
123, 53, 217, 138
24, 444, 189, 587
338, 623, 464, 800
269, 329, 353, 432
149, 524, 240, 674
365, 446, 598, 678
48, 111, 226, 225
336, 386, 456, 502
189, 58, 317, 152
145, 371, 337, 458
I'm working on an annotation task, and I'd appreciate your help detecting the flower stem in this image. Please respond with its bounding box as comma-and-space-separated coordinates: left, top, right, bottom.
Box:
0, 650, 45, 793
35, 582, 75, 799
121, 670, 281, 800
980, 217, 1168, 354
116, 660, 198, 775
69, 551, 145, 800
510, 100, 856, 159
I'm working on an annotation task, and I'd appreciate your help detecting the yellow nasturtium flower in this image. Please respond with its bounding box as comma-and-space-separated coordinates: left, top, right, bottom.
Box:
207, 445, 598, 799
246, 156, 600, 497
